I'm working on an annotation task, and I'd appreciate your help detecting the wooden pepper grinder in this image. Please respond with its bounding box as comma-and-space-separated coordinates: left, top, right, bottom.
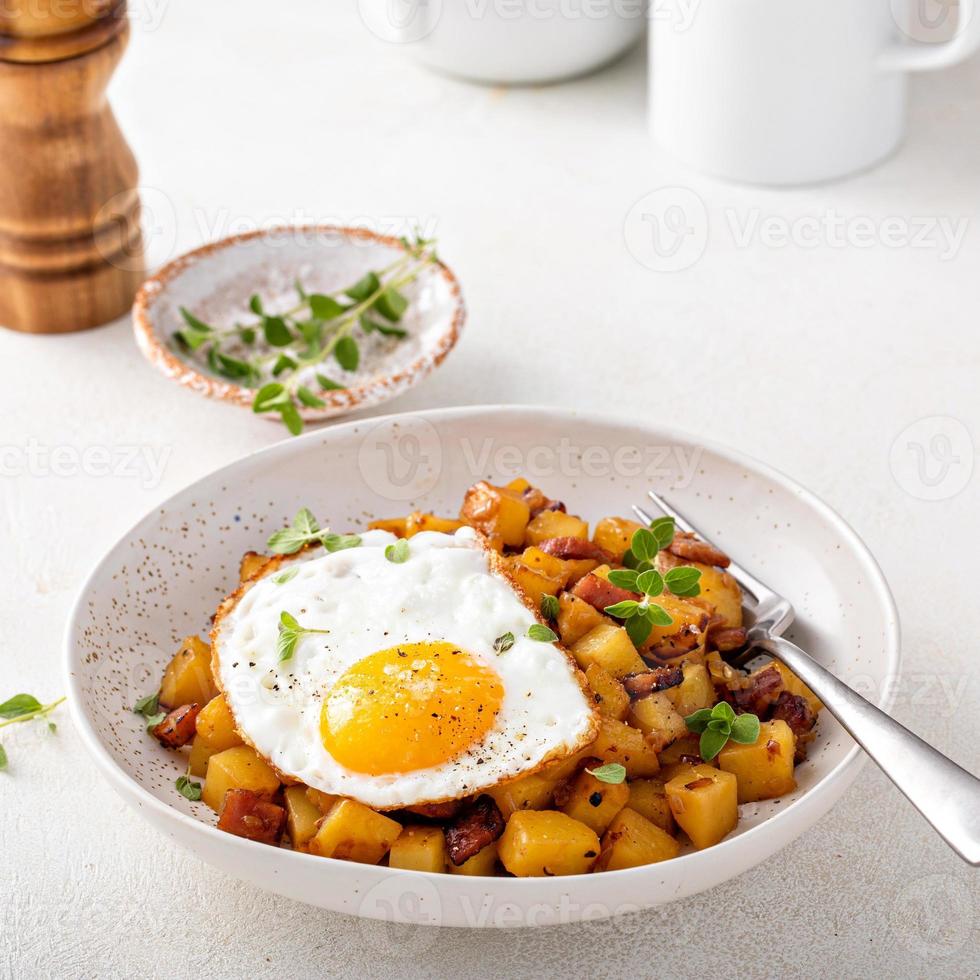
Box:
0, 0, 144, 333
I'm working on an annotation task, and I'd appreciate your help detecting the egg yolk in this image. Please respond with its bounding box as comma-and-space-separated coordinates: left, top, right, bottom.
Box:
320, 642, 505, 775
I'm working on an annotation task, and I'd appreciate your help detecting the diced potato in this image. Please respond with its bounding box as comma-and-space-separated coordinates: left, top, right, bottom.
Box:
188, 733, 217, 778
657, 733, 703, 768
589, 717, 661, 778
487, 757, 579, 817
498, 810, 600, 877
159, 636, 217, 709
524, 509, 589, 546
665, 765, 738, 849
405, 512, 463, 537
769, 661, 823, 714
640, 594, 708, 661
717, 719, 797, 803
306, 787, 340, 814
627, 778, 675, 834
557, 592, 606, 646
560, 768, 630, 835
563, 558, 599, 586
367, 517, 408, 537
284, 785, 323, 851
202, 745, 280, 812
389, 825, 449, 873
449, 841, 498, 876
239, 551, 270, 582
521, 546, 572, 586
628, 692, 688, 749
595, 807, 680, 871
571, 623, 646, 679
308, 799, 401, 864
691, 564, 743, 629
664, 663, 716, 718
592, 516, 644, 562
584, 664, 630, 721
509, 559, 563, 609
459, 481, 531, 547
195, 694, 243, 752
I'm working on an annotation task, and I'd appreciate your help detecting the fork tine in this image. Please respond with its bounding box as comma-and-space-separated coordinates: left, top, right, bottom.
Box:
645, 488, 700, 535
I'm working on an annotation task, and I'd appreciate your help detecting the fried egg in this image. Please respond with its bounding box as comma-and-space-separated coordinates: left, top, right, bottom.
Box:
211, 527, 597, 809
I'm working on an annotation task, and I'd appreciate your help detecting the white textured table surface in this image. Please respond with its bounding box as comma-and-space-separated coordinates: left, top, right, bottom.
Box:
3, 3, 980, 977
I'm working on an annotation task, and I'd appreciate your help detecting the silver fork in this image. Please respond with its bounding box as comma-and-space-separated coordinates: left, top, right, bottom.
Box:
634, 489, 980, 866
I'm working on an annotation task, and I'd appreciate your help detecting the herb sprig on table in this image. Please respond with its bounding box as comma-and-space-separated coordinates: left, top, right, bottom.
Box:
175, 235, 439, 435
0, 694, 65, 771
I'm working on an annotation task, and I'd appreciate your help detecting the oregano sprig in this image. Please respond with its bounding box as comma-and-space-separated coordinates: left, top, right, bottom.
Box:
277, 611, 331, 663
0, 694, 66, 771
684, 702, 761, 760
267, 507, 361, 556
174, 234, 439, 436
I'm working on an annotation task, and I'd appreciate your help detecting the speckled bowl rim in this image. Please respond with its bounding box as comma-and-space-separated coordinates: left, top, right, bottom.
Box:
64, 405, 902, 924
132, 225, 466, 420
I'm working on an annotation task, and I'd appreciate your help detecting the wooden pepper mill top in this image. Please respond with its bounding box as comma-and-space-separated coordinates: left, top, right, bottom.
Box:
0, 0, 145, 333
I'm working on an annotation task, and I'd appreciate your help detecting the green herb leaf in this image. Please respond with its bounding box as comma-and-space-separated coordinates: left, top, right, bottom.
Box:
604, 600, 640, 619
636, 568, 664, 597
729, 713, 761, 745
683, 708, 715, 733
238, 326, 257, 345
272, 354, 297, 377
540, 593, 559, 621
179, 307, 214, 335
209, 350, 254, 382
279, 400, 303, 436
253, 383, 290, 414
493, 632, 515, 654
280, 611, 301, 631
175, 774, 202, 802
586, 763, 627, 785
315, 374, 347, 392
385, 539, 410, 563
144, 710, 166, 732
625, 614, 653, 648
607, 569, 639, 591
644, 603, 674, 627
294, 508, 319, 536
272, 567, 300, 585
296, 386, 326, 409
0, 695, 42, 720
698, 726, 730, 762
649, 516, 676, 550
249, 294, 264, 315
345, 271, 381, 302
133, 692, 160, 717
373, 287, 408, 322
277, 611, 330, 663
309, 294, 345, 320
334, 335, 360, 372
373, 321, 408, 339
630, 528, 658, 563
263, 316, 293, 347
0, 743, 6, 771
321, 532, 362, 552
527, 624, 559, 643
683, 703, 759, 760
713, 701, 736, 725
47, 722, 57, 734
664, 565, 702, 597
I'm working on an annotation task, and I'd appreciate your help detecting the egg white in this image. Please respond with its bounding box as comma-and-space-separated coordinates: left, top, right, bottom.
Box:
211, 527, 597, 809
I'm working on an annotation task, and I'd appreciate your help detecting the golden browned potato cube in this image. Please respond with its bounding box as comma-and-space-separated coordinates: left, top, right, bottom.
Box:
389, 825, 449, 873
459, 481, 531, 547
284, 785, 323, 851
690, 563, 743, 629
563, 558, 600, 586
405, 512, 463, 537
628, 692, 688, 749
306, 787, 340, 814
592, 516, 644, 562
717, 719, 797, 803
595, 807, 681, 871
627, 778, 675, 834
487, 756, 580, 817
524, 509, 589, 546
509, 559, 563, 609
557, 592, 606, 646
159, 636, 217, 709
571, 623, 646, 679
239, 551, 270, 582
308, 799, 401, 864
188, 733, 216, 778
640, 594, 708, 661
657, 733, 704, 768
449, 841, 499, 876
367, 516, 409, 537
202, 745, 281, 812
664, 663, 715, 718
666, 765, 738, 849
590, 717, 661, 778
584, 664, 630, 721
769, 661, 823, 714
195, 694, 243, 753
521, 546, 572, 586
560, 768, 630, 835
498, 810, 600, 877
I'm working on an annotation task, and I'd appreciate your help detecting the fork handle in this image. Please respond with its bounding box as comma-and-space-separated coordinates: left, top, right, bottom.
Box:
754, 634, 980, 865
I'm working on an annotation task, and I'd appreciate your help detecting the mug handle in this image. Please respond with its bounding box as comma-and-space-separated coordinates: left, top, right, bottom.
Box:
878, 0, 980, 70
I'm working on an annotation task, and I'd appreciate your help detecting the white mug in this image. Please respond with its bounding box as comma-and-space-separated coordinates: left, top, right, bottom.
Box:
649, 0, 980, 185
360, 0, 647, 85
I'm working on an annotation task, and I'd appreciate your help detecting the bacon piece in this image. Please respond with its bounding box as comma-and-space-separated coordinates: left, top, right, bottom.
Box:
521, 486, 566, 518
217, 789, 286, 845
668, 531, 731, 568
537, 537, 614, 563
726, 665, 783, 716
405, 800, 461, 820
711, 627, 748, 652
572, 573, 638, 613
770, 691, 817, 761
152, 703, 201, 748
444, 794, 505, 866
622, 666, 684, 698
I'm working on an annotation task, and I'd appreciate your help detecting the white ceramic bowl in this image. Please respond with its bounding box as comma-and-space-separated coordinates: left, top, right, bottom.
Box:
64, 405, 900, 928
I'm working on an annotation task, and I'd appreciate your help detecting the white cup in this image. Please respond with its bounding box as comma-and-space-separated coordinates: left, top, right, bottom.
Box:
360, 0, 647, 85
649, 0, 980, 185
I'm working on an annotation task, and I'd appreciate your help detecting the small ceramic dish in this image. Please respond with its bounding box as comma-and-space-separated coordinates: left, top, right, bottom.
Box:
132, 226, 465, 423
64, 406, 900, 927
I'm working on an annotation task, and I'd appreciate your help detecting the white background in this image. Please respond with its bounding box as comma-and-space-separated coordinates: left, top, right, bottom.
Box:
2, 1, 979, 976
